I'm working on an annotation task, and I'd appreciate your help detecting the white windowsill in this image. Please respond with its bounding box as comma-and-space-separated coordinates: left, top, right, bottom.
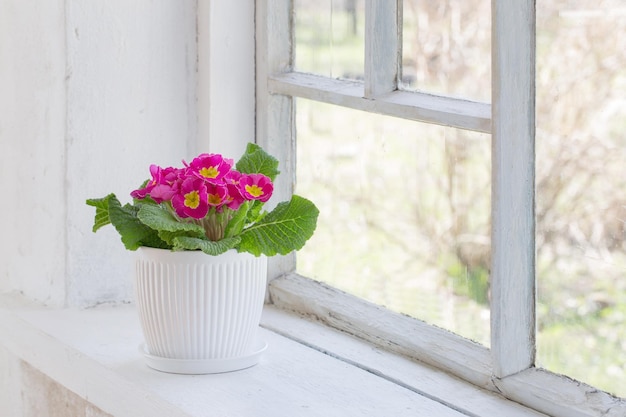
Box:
0, 294, 547, 417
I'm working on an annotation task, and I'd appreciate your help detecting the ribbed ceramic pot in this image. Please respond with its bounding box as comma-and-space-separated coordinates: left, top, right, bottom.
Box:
134, 247, 267, 367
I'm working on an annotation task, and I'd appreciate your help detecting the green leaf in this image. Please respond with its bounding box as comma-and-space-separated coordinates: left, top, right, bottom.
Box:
246, 200, 266, 224
86, 194, 114, 232
238, 195, 319, 256
107, 196, 170, 250
157, 230, 195, 246
224, 202, 251, 238
172, 236, 241, 256
137, 204, 205, 236
235, 143, 280, 181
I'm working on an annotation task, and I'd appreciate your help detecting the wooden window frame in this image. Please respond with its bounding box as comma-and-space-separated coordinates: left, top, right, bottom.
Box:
255, 1, 626, 416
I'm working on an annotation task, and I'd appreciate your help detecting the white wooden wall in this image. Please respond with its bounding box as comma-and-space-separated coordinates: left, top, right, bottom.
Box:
197, 0, 255, 159
0, 0, 255, 307
0, 0, 68, 305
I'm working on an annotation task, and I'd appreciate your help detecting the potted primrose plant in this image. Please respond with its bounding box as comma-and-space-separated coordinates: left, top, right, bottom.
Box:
87, 143, 319, 374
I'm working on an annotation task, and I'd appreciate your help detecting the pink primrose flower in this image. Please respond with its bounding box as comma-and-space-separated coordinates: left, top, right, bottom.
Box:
149, 166, 182, 203
225, 183, 245, 210
131, 165, 182, 204
225, 169, 243, 184
130, 164, 162, 200
131, 153, 274, 223
222, 170, 245, 210
171, 177, 209, 219
205, 182, 229, 208
187, 153, 233, 182
239, 174, 273, 203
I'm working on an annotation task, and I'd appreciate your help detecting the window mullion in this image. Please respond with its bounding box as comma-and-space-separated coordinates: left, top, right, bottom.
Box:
491, 0, 536, 378
256, 0, 297, 282
364, 0, 400, 98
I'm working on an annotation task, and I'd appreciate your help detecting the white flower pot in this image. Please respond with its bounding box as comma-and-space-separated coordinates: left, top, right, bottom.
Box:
134, 247, 267, 374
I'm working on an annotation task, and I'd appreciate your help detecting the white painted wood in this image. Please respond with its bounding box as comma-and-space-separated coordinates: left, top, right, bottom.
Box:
269, 274, 494, 390
197, 0, 255, 158
364, 0, 400, 98
0, 0, 67, 305
490, 0, 536, 377
0, 0, 199, 307
0, 302, 212, 417
494, 368, 626, 417
269, 72, 491, 132
0, 295, 477, 417
262, 306, 549, 417
256, 0, 298, 283
65, 1, 199, 307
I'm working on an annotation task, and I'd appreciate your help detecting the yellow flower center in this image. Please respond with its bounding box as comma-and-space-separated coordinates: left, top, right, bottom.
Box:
199, 166, 219, 178
208, 193, 222, 205
184, 191, 200, 209
245, 184, 264, 198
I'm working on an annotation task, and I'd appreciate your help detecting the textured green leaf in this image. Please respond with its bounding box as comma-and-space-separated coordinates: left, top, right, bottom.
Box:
246, 200, 266, 224
157, 230, 195, 246
107, 197, 169, 250
86, 194, 114, 232
137, 204, 205, 236
238, 195, 319, 256
172, 236, 241, 255
224, 202, 250, 238
235, 143, 280, 181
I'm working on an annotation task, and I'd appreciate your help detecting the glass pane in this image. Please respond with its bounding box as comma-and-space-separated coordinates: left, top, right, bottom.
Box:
295, 98, 491, 345
402, 0, 491, 101
295, 0, 365, 80
536, 1, 626, 398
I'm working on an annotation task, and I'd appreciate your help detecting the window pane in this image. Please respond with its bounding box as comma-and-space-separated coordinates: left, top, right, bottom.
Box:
401, 0, 491, 101
536, 1, 626, 398
295, 0, 365, 80
295, 98, 491, 346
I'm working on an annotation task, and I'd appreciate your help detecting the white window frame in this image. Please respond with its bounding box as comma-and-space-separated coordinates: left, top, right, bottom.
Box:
255, 1, 626, 416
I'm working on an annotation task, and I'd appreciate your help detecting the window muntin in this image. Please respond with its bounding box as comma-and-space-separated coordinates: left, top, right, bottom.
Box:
535, 0, 626, 397
295, 97, 491, 345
